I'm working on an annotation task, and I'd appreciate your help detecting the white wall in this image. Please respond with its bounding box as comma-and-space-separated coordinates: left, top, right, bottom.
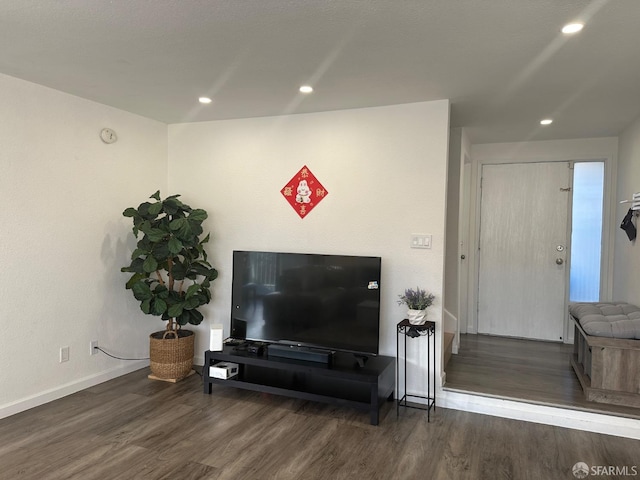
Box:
615, 114, 640, 305
0, 73, 168, 418
168, 100, 451, 391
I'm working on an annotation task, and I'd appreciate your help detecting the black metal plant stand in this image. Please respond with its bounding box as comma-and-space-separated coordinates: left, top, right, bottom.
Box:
396, 318, 436, 421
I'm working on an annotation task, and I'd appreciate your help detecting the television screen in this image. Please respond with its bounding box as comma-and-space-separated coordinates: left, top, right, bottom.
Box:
231, 251, 381, 355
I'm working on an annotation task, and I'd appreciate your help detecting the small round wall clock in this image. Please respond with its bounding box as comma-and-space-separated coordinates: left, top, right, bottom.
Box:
100, 128, 118, 144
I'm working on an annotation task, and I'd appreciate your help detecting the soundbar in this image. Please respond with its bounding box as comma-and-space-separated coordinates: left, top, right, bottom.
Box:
267, 344, 333, 365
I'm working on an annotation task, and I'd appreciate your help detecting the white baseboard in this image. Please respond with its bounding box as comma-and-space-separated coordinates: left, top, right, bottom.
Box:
0, 360, 149, 420
439, 388, 640, 440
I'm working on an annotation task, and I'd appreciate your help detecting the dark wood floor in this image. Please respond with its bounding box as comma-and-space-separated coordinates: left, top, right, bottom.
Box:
1, 366, 639, 480
445, 334, 640, 419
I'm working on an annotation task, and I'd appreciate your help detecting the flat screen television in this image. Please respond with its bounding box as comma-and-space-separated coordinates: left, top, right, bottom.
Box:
231, 250, 381, 356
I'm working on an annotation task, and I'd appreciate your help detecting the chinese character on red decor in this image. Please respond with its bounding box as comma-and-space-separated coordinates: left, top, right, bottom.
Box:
280, 165, 328, 218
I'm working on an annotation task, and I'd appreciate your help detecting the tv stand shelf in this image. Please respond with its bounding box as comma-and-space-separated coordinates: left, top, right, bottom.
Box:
204, 346, 395, 425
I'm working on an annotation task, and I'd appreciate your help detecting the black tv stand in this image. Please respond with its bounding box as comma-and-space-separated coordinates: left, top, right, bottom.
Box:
204, 346, 395, 425
354, 354, 369, 368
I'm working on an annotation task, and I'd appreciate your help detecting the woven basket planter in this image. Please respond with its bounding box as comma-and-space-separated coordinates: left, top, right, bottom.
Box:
149, 329, 194, 381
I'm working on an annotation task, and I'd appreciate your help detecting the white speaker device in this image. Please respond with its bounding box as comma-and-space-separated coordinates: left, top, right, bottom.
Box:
210, 324, 224, 351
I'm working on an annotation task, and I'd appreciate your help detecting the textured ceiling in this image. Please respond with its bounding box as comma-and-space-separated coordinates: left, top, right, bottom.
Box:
1, 0, 639, 144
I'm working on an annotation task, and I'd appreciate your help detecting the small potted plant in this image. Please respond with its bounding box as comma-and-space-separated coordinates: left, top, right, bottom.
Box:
121, 191, 218, 381
398, 287, 435, 325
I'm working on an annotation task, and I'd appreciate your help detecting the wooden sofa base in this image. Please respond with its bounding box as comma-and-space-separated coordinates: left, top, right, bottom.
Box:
571, 319, 640, 408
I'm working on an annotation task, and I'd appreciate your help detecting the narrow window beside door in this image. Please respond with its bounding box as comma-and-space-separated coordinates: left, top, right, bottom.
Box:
569, 162, 604, 302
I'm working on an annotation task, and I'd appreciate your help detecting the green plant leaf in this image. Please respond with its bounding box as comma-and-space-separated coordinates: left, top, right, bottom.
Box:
146, 228, 166, 242
177, 309, 203, 326
168, 303, 184, 318
132, 281, 152, 301
201, 289, 211, 303
163, 197, 182, 215
148, 201, 163, 215
123, 207, 138, 217
121, 257, 145, 274
150, 190, 161, 201
169, 218, 193, 239
190, 222, 203, 237
168, 237, 183, 254
167, 289, 182, 301
143, 256, 158, 273
190, 262, 211, 276
152, 241, 170, 261
189, 209, 208, 222
171, 261, 187, 280
176, 311, 190, 326
125, 273, 146, 289
141, 299, 151, 314
184, 296, 201, 309
130, 248, 146, 260
152, 298, 167, 315
154, 284, 169, 298
138, 220, 152, 234
137, 202, 152, 217
185, 283, 201, 299
189, 309, 204, 325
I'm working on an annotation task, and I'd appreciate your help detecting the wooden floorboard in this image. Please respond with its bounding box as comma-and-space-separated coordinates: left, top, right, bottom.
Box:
1, 366, 639, 479
445, 334, 640, 419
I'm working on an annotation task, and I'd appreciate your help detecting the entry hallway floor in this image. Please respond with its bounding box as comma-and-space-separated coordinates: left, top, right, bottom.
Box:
445, 334, 640, 419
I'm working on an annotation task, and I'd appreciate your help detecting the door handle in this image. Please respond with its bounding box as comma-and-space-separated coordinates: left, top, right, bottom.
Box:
556, 258, 564, 265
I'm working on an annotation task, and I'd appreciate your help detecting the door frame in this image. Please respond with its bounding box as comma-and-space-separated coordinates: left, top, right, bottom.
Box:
463, 140, 618, 343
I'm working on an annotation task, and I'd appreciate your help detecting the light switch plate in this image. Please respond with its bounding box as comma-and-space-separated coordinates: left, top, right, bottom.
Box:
411, 234, 432, 249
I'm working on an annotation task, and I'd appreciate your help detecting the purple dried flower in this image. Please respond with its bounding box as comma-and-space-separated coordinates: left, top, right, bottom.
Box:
397, 287, 435, 310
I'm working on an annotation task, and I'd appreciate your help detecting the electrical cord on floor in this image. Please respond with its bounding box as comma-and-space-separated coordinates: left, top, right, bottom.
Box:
94, 346, 150, 361
95, 346, 204, 379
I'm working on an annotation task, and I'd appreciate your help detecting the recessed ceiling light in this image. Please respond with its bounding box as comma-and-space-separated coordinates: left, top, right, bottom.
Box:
198, 97, 212, 104
540, 119, 553, 125
299, 85, 313, 94
562, 23, 584, 34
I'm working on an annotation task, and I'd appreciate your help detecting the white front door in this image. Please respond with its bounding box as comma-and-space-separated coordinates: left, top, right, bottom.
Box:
478, 162, 570, 341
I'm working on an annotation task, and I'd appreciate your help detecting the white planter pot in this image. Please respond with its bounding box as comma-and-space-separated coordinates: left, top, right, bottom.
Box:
407, 309, 427, 325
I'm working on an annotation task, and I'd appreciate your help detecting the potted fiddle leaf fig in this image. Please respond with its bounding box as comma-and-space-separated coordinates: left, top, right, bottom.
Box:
121, 191, 218, 381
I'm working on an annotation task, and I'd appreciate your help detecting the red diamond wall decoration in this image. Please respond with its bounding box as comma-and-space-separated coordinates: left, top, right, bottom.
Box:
280, 165, 328, 218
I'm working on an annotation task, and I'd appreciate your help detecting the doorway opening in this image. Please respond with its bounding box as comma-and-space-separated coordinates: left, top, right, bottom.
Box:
446, 160, 614, 416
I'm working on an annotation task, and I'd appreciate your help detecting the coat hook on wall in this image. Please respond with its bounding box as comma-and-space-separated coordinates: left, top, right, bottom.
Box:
619, 192, 640, 212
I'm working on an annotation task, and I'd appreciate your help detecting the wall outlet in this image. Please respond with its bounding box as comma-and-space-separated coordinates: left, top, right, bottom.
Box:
90, 340, 98, 356
60, 346, 70, 363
